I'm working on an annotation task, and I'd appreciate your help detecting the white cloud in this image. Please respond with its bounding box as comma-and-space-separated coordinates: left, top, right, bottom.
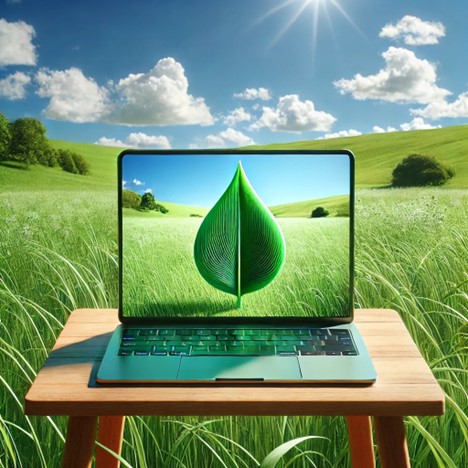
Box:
96, 132, 171, 149
122, 180, 128, 189
126, 132, 171, 149
203, 128, 255, 148
144, 188, 153, 194
0, 18, 37, 66
133, 178, 144, 186
334, 47, 450, 104
112, 57, 213, 126
400, 117, 441, 131
0, 72, 31, 100
234, 87, 272, 101
379, 15, 445, 46
251, 94, 336, 133
95, 137, 125, 147
36, 67, 110, 122
411, 91, 468, 119
223, 107, 251, 126
317, 129, 362, 140
372, 125, 397, 133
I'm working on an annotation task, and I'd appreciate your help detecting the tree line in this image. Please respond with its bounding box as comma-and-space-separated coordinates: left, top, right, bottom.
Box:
122, 189, 169, 214
0, 113, 90, 175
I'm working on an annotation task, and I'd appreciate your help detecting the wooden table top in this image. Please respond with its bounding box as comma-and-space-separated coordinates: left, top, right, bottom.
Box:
24, 309, 444, 417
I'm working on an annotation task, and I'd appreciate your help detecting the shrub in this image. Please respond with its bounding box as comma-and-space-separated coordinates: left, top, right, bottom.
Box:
311, 206, 329, 218
56, 149, 90, 175
155, 203, 169, 214
139, 192, 157, 210
122, 190, 142, 209
392, 154, 455, 187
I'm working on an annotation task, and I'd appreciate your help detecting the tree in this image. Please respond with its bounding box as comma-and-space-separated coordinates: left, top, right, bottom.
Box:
392, 154, 455, 187
140, 192, 157, 210
0, 113, 11, 161
311, 206, 329, 218
122, 190, 142, 209
9, 118, 50, 166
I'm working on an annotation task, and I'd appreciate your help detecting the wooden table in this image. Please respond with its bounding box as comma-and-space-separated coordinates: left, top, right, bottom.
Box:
24, 309, 444, 468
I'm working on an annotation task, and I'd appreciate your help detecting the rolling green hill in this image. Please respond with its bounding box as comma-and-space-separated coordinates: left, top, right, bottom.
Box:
123, 202, 208, 218
0, 125, 467, 192
256, 124, 468, 188
270, 194, 349, 218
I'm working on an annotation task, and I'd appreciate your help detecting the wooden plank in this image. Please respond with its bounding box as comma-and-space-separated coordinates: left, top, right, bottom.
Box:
25, 379, 444, 417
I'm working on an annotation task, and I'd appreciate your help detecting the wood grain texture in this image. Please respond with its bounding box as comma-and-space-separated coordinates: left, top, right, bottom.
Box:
24, 309, 445, 417
346, 416, 375, 468
62, 416, 97, 468
96, 416, 125, 468
374, 416, 411, 468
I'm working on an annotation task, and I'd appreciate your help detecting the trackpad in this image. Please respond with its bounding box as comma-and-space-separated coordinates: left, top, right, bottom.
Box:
177, 356, 301, 381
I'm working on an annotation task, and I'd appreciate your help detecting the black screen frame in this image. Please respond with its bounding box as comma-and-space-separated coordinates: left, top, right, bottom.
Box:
118, 149, 355, 326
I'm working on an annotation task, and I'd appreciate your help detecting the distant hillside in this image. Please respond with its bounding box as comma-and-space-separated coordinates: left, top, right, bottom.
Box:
270, 194, 348, 218
0, 125, 466, 192
123, 202, 208, 218
256, 124, 468, 189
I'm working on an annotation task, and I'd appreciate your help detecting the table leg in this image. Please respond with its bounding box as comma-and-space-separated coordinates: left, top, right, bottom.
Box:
96, 416, 126, 468
346, 416, 375, 468
62, 416, 98, 468
374, 416, 410, 468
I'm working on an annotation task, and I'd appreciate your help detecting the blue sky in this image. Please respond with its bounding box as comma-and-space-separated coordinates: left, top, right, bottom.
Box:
1, 0, 467, 149
122, 153, 350, 207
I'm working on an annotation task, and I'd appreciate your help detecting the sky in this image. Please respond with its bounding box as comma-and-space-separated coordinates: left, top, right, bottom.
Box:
121, 153, 350, 207
1, 0, 467, 149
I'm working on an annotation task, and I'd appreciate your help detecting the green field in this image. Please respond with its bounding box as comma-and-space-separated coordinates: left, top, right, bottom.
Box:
122, 216, 349, 318
1, 186, 466, 467
0, 126, 467, 467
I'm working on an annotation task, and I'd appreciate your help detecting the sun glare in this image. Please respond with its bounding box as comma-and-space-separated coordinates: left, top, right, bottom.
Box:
256, 0, 362, 54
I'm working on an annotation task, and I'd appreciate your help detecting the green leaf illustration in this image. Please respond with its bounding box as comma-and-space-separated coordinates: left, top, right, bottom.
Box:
194, 161, 286, 308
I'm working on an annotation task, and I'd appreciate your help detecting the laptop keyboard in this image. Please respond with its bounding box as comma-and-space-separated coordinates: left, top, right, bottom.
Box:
118, 328, 358, 357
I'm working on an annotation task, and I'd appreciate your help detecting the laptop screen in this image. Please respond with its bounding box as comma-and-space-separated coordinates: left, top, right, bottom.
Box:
119, 150, 353, 322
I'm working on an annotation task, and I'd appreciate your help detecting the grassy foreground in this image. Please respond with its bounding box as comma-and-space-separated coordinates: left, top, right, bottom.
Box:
122, 217, 348, 318
0, 187, 466, 467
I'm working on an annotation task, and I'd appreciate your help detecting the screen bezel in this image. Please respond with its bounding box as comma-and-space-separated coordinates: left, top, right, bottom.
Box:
118, 149, 355, 326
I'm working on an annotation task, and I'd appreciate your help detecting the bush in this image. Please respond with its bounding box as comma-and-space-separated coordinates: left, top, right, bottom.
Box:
56, 149, 90, 175
311, 206, 329, 218
392, 154, 455, 187
155, 203, 168, 214
139, 192, 157, 210
122, 190, 142, 209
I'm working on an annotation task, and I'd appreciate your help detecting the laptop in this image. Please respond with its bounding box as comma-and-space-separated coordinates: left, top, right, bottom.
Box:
96, 149, 377, 383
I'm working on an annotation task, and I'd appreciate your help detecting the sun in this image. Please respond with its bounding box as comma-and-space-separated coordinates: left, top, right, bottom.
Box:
256, 0, 362, 53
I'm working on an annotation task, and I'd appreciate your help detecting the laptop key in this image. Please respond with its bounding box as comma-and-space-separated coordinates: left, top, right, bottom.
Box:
118, 349, 132, 356
170, 346, 190, 356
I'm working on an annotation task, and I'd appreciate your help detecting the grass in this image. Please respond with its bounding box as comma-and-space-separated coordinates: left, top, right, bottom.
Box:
270, 195, 349, 218
0, 187, 466, 467
122, 216, 349, 318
